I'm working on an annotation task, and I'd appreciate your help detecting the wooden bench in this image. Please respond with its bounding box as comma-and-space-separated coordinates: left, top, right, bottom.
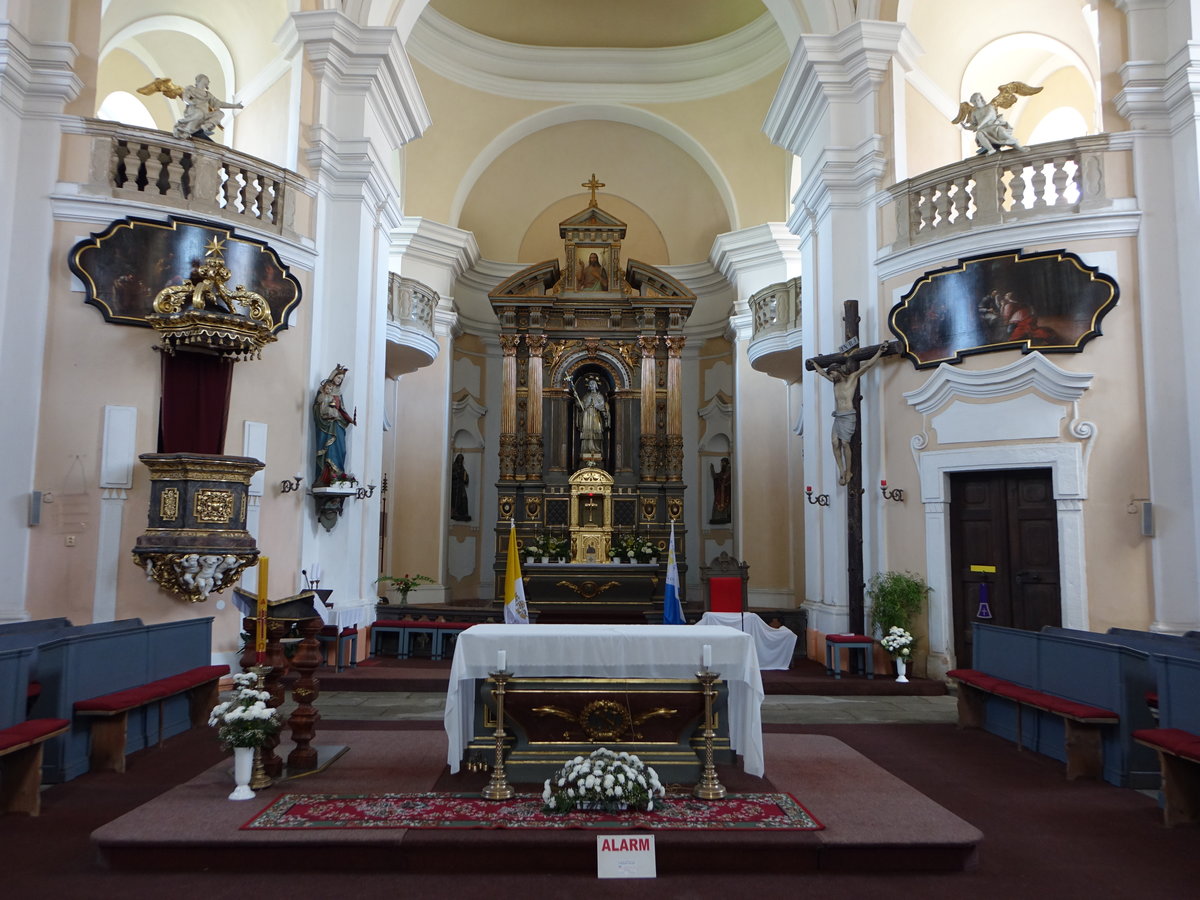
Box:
73, 664, 228, 773
948, 668, 1119, 780
371, 619, 474, 660
0, 718, 69, 814
1133, 727, 1200, 826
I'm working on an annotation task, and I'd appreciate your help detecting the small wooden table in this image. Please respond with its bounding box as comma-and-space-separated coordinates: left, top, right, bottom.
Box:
825, 633, 875, 679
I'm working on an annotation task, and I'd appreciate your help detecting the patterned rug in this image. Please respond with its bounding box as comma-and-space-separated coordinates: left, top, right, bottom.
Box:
242, 792, 823, 831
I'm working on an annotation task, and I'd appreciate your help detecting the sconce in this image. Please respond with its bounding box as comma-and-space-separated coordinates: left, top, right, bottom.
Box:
280, 474, 303, 494
354, 484, 377, 500
805, 485, 830, 507
880, 480, 905, 502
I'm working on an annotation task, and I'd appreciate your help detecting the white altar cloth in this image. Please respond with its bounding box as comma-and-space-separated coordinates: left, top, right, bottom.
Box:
443, 624, 765, 776
695, 612, 798, 671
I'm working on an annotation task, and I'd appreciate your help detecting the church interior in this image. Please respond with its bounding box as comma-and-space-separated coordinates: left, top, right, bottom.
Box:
3, 0, 1200, 893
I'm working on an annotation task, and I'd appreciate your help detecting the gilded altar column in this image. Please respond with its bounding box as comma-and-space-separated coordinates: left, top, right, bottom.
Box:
499, 334, 520, 480
638, 335, 658, 481
665, 336, 686, 481
525, 334, 546, 478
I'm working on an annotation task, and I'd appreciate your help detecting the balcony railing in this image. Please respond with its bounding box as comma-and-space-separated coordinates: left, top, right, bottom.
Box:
887, 134, 1127, 249
83, 119, 305, 236
748, 276, 801, 343
387, 273, 437, 332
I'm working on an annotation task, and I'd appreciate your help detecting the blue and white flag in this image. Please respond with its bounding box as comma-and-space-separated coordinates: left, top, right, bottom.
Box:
662, 521, 684, 624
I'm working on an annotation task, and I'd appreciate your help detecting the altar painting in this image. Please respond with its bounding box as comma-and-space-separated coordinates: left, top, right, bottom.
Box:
888, 249, 1118, 369
69, 215, 300, 330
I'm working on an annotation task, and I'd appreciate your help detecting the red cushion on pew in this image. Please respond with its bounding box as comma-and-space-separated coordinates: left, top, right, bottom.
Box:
156, 665, 230, 694
1134, 728, 1200, 762
709, 578, 743, 613
827, 634, 873, 644
75, 685, 164, 713
0, 718, 70, 751
992, 682, 1040, 704
1035, 696, 1117, 721
339, 627, 358, 637
947, 669, 1006, 692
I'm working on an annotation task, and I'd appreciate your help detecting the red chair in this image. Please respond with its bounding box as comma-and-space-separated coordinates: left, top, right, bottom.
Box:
700, 552, 749, 612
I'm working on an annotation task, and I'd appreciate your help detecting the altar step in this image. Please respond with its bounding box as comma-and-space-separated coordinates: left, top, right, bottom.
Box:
296, 655, 948, 697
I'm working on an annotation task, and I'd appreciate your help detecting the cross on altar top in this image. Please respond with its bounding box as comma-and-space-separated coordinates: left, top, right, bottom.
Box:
582, 173, 605, 206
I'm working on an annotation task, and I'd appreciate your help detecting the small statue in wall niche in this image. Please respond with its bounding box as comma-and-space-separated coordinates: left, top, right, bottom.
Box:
951, 82, 1042, 155
451, 453, 471, 521
137, 74, 243, 140
710, 456, 731, 525
313, 364, 356, 486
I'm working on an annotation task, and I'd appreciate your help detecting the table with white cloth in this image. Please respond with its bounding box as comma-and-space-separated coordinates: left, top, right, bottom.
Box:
444, 623, 765, 778
695, 611, 798, 671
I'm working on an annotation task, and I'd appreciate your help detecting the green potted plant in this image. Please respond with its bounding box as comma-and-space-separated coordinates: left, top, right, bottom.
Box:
867, 570, 929, 637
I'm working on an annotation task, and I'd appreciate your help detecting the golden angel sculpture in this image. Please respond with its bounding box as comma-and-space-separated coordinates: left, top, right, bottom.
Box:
137, 74, 243, 140
952, 82, 1043, 155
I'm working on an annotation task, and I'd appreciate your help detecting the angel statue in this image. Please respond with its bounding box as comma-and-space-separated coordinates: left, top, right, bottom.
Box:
951, 82, 1042, 155
138, 74, 243, 140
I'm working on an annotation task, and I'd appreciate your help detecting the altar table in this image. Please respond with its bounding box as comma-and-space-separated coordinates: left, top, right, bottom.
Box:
695, 611, 798, 671
444, 624, 765, 776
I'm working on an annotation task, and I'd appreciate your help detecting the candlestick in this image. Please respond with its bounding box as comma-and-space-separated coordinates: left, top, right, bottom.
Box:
702, 644, 712, 670
255, 555, 269, 663
497, 649, 506, 672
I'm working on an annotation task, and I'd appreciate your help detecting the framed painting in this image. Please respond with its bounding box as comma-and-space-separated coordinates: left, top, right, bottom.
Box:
69, 215, 301, 331
888, 249, 1118, 369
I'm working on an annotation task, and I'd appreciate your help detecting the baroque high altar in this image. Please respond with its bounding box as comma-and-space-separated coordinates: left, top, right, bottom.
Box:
488, 177, 696, 621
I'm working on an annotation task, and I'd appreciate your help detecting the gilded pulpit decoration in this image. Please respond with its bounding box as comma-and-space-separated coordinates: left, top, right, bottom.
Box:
487, 177, 695, 606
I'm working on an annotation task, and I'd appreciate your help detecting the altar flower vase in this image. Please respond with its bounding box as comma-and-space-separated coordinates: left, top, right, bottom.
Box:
229, 746, 255, 800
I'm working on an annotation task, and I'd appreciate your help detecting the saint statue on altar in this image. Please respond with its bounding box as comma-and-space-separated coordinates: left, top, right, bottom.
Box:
570, 374, 609, 459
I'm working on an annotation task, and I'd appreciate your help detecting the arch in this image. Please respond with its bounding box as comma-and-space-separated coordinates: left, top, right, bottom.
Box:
96, 90, 156, 129
449, 104, 738, 233
100, 15, 238, 98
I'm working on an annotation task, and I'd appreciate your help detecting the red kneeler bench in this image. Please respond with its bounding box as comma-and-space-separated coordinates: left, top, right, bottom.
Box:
825, 634, 875, 679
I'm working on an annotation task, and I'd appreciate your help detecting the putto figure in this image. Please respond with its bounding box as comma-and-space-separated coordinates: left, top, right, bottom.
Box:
952, 82, 1042, 155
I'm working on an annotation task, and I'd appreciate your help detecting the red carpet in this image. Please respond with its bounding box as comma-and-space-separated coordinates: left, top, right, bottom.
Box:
242, 791, 822, 831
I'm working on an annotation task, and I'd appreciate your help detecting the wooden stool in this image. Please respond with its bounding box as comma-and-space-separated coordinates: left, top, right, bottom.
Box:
825, 634, 875, 679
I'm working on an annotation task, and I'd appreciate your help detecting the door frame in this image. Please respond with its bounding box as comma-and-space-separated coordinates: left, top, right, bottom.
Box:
917, 443, 1087, 677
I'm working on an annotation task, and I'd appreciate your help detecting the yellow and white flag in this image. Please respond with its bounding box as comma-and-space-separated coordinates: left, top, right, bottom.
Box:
504, 519, 530, 625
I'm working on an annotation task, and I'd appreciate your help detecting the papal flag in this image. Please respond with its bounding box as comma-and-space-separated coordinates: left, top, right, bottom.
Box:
504, 519, 530, 625
662, 521, 685, 625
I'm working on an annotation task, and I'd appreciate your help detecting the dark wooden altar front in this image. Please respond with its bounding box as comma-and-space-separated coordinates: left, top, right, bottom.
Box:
522, 561, 687, 624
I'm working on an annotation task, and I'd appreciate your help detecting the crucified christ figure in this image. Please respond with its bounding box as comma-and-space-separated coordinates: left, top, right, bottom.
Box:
810, 344, 885, 486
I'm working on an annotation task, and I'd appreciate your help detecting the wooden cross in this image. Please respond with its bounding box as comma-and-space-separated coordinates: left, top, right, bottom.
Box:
582, 173, 605, 206
804, 300, 898, 634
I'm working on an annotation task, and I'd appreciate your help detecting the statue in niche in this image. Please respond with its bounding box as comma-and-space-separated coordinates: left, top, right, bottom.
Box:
570, 374, 609, 457
710, 456, 731, 524
313, 364, 356, 486
451, 453, 471, 521
951, 82, 1042, 155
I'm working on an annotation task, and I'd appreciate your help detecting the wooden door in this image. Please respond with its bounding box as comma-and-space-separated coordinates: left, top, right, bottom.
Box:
949, 469, 1061, 667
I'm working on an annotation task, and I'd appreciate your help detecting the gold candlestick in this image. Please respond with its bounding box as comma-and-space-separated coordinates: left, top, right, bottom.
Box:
481, 669, 515, 800
249, 665, 274, 790
693, 669, 727, 800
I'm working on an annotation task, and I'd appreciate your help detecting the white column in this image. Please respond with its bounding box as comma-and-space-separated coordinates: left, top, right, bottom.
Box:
282, 10, 430, 610
0, 15, 82, 622
763, 21, 917, 633
710, 224, 802, 608
1114, 0, 1200, 632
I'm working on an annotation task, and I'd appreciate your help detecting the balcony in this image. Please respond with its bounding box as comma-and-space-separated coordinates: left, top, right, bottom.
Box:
386, 273, 439, 377
746, 276, 804, 382
76, 119, 312, 240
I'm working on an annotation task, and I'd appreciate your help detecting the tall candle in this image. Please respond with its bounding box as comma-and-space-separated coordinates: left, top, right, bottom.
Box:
497, 649, 507, 671
255, 556, 269, 662
702, 644, 712, 670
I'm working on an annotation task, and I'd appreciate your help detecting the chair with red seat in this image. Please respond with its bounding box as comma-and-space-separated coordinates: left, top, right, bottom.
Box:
699, 552, 749, 613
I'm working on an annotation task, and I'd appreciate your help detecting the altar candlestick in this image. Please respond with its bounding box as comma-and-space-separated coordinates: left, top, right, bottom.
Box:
497, 649, 506, 672
255, 556, 269, 663
702, 644, 712, 670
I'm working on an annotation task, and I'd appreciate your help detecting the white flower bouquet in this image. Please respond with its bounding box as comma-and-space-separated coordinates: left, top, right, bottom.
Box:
880, 625, 915, 660
208, 672, 281, 749
542, 747, 666, 814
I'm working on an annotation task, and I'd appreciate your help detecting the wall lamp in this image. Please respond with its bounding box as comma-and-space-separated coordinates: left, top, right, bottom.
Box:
354, 484, 377, 500
880, 480, 905, 502
805, 485, 830, 507
280, 474, 303, 493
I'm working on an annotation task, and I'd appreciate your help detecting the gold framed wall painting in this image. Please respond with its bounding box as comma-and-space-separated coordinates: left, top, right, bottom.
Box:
69, 215, 301, 330
888, 249, 1119, 369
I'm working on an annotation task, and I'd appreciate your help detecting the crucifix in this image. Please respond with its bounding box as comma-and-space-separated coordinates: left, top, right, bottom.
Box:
582, 173, 605, 206
805, 300, 898, 634
582, 494, 600, 525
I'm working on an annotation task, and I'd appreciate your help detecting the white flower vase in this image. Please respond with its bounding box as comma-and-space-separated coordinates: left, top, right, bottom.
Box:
895, 658, 909, 683
229, 746, 256, 800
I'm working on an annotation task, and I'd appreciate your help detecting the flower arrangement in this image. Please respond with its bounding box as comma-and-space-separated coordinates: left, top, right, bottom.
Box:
208, 672, 281, 749
543, 533, 569, 559
880, 626, 915, 660
542, 747, 666, 814
609, 533, 657, 563
376, 572, 435, 599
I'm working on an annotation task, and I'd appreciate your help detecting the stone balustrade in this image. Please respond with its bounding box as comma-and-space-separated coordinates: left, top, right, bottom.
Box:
387, 272, 437, 332
748, 276, 801, 343
887, 134, 1127, 249
84, 119, 305, 237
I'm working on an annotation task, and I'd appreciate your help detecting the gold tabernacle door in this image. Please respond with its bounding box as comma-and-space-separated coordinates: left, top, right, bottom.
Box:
569, 467, 613, 563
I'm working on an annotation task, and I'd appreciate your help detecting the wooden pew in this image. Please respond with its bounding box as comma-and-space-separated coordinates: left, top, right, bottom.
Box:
0, 646, 68, 815
1134, 653, 1200, 826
